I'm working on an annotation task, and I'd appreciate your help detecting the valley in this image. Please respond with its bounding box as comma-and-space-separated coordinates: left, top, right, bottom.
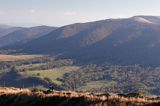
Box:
0, 53, 159, 96
0, 16, 160, 98
1, 0, 160, 105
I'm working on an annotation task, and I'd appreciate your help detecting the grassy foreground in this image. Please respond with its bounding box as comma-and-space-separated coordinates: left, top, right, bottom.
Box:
0, 87, 159, 106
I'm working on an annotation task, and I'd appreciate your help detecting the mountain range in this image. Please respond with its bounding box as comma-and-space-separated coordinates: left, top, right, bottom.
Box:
0, 26, 57, 47
1, 16, 160, 66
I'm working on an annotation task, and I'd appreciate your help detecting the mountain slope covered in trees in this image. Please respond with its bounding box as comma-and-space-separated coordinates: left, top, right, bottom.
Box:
0, 26, 57, 47
7, 16, 160, 66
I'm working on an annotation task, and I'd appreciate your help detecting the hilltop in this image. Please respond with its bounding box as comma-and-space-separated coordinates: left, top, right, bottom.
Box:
0, 87, 159, 106
2, 16, 160, 66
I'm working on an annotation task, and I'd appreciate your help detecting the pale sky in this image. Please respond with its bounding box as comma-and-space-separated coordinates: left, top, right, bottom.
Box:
0, 0, 160, 27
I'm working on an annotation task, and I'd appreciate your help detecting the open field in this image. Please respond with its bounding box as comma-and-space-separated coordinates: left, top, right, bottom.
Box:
21, 66, 80, 85
0, 53, 159, 95
0, 54, 79, 90
77, 80, 117, 91
0, 54, 43, 61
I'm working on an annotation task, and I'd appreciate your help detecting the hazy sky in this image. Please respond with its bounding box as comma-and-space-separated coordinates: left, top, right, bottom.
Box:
0, 0, 160, 27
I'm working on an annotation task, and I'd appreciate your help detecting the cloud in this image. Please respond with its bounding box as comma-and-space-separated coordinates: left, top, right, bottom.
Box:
64, 11, 77, 16
0, 10, 3, 15
30, 9, 35, 14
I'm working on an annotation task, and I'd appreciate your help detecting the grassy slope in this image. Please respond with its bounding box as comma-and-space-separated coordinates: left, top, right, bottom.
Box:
0, 54, 80, 89
0, 87, 159, 106
21, 66, 80, 85
0, 54, 42, 61
77, 80, 117, 91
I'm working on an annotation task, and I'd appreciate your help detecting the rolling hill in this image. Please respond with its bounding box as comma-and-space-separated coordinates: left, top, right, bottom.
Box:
0, 27, 23, 38
0, 24, 12, 29
0, 24, 23, 38
7, 16, 160, 66
0, 26, 57, 47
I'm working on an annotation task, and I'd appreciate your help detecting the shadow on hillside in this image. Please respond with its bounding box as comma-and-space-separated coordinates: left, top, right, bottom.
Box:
0, 71, 49, 88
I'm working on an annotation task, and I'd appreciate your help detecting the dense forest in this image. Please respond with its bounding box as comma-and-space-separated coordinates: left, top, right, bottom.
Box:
63, 64, 160, 95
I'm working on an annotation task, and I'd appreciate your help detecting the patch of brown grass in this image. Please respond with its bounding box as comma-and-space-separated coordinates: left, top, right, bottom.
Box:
0, 87, 159, 106
0, 54, 42, 61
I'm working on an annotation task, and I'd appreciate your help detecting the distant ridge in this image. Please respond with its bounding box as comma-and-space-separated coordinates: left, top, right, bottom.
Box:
0, 26, 57, 47
0, 24, 12, 29
2, 16, 160, 66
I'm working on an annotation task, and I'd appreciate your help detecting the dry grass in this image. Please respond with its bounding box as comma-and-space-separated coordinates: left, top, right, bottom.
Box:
21, 66, 80, 85
0, 87, 159, 106
0, 54, 42, 61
